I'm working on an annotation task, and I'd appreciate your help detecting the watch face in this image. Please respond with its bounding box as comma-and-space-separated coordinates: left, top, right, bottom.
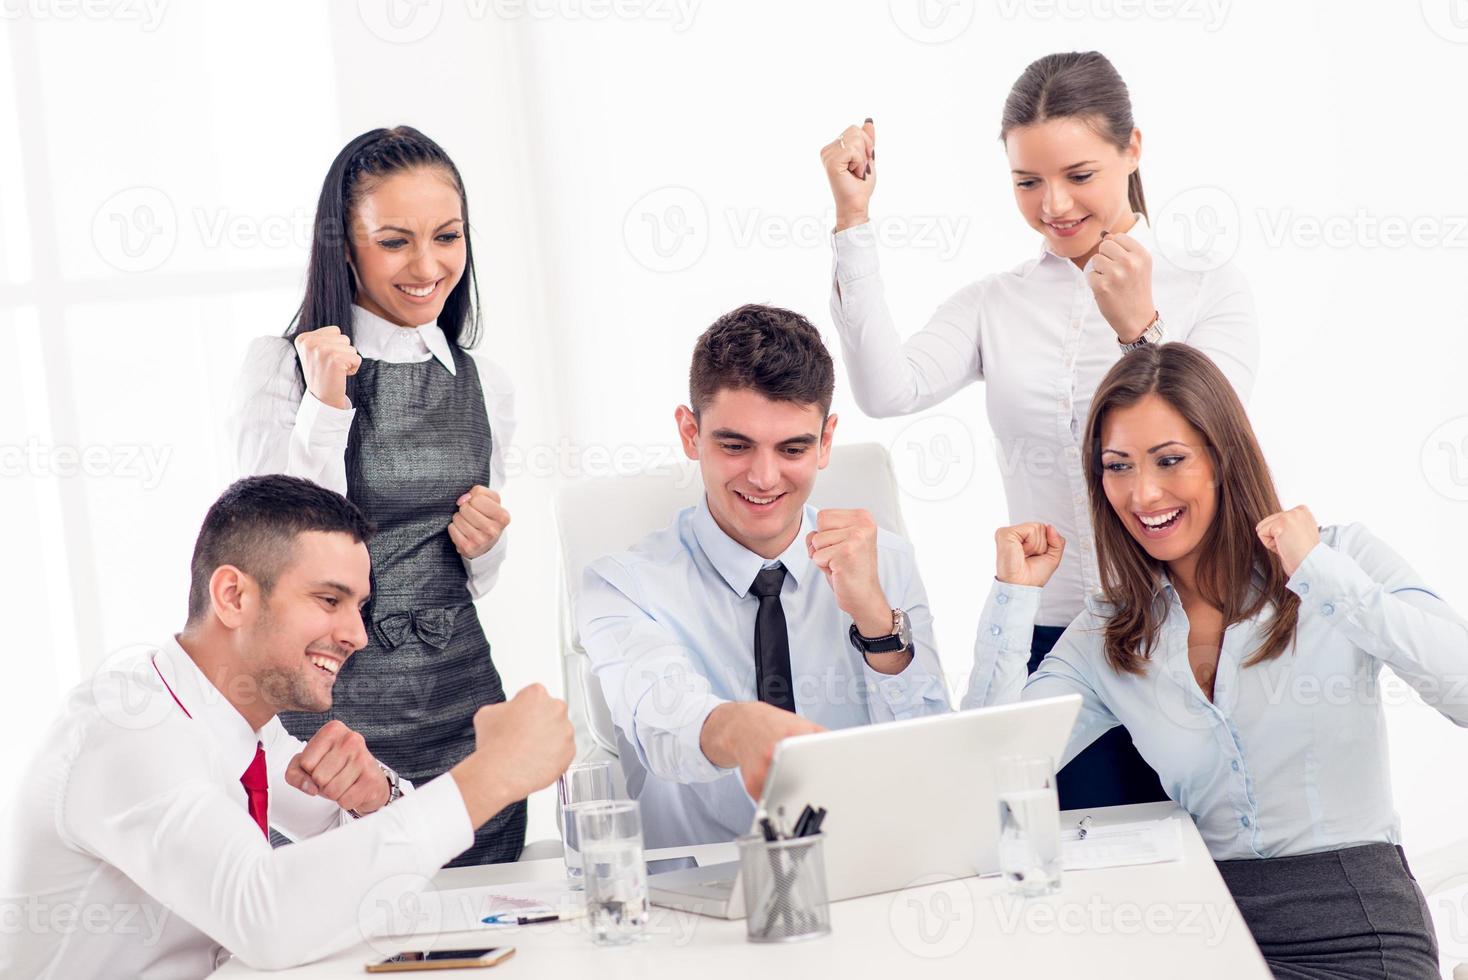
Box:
895, 609, 913, 649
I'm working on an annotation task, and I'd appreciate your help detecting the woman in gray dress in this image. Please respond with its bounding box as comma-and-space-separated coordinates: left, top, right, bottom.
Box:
231, 126, 523, 865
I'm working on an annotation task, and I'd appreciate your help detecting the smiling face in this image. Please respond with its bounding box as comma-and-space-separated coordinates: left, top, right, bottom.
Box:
348, 166, 466, 327
240, 530, 371, 715
676, 388, 836, 560
1005, 115, 1140, 265
1098, 392, 1219, 570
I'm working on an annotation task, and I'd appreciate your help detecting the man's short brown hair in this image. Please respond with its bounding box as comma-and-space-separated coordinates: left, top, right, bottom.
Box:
688, 304, 835, 417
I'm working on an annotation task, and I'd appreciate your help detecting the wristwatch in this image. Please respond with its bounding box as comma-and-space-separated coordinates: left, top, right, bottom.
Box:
349, 761, 403, 819
849, 608, 913, 656
1118, 312, 1164, 352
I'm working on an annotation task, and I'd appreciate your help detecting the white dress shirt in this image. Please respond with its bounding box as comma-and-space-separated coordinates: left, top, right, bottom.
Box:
829, 215, 1259, 626
962, 524, 1468, 860
230, 304, 516, 599
576, 497, 951, 848
0, 637, 474, 979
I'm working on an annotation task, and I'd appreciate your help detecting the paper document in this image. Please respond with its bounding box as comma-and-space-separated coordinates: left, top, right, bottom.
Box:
1060, 817, 1184, 871
411, 880, 587, 934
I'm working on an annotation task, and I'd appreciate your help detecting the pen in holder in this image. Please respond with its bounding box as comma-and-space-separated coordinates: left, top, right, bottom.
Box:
736, 831, 831, 943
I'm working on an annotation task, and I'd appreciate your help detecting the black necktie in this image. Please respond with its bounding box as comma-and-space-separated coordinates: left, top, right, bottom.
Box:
749, 564, 796, 713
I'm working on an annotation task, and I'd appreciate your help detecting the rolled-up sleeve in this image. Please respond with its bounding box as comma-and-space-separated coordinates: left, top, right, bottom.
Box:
577, 557, 733, 784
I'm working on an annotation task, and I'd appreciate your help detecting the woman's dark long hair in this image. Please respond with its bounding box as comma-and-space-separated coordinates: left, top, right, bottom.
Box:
1083, 345, 1300, 674
1000, 52, 1147, 220
285, 126, 482, 371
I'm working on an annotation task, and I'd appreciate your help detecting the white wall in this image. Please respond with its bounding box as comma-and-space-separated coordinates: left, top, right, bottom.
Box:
3, 0, 1466, 919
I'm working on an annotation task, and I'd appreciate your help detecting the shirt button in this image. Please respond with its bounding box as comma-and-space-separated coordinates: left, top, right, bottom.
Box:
1240, 815, 1251, 828
1297, 583, 1310, 595
997, 594, 1009, 605
1231, 760, 1240, 773
1321, 603, 1335, 616
990, 624, 1002, 636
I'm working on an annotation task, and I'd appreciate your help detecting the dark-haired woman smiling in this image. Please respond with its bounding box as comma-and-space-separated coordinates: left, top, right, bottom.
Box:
231, 127, 523, 865
965, 344, 1457, 977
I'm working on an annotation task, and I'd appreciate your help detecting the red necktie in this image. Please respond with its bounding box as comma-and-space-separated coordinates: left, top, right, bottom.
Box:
241, 742, 269, 838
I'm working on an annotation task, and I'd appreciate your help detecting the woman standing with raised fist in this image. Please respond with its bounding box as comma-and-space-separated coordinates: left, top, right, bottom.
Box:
231, 127, 523, 866
820, 52, 1258, 809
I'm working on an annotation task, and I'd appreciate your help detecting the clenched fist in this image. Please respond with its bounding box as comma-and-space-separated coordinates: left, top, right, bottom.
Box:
1087, 230, 1157, 344
806, 508, 890, 639
994, 522, 1066, 589
1256, 505, 1321, 577
452, 684, 575, 828
294, 325, 361, 411
286, 719, 390, 815
448, 485, 510, 559
820, 118, 876, 232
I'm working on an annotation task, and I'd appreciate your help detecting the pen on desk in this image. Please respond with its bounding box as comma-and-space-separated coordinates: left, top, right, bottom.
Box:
481, 912, 560, 926
1076, 815, 1093, 840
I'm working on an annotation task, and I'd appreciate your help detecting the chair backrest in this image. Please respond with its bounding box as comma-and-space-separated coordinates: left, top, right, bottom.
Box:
551, 442, 911, 781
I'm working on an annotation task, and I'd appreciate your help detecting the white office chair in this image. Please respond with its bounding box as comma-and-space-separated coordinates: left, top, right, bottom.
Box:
550, 441, 913, 793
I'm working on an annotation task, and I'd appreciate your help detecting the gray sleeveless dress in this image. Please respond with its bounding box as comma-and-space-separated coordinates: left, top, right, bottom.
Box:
281, 345, 524, 866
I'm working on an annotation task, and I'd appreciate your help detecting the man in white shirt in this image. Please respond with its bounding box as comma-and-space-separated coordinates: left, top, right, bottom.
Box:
1, 475, 574, 979
576, 304, 950, 848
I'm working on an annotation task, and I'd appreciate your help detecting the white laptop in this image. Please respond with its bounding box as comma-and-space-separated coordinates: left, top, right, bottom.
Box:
648, 694, 1082, 919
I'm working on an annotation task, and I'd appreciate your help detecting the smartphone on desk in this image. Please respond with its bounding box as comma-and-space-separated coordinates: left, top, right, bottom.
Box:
365, 946, 515, 972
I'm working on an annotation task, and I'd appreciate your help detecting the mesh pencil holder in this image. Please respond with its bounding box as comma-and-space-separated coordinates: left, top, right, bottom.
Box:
737, 832, 832, 943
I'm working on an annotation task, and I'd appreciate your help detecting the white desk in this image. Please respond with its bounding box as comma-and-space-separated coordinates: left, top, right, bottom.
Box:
210, 803, 1269, 979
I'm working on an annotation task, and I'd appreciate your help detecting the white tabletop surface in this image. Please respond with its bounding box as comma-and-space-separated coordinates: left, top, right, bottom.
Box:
210, 802, 1269, 980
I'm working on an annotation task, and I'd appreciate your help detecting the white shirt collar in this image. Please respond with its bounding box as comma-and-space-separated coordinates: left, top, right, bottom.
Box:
691, 495, 815, 597
350, 303, 458, 375
152, 635, 265, 775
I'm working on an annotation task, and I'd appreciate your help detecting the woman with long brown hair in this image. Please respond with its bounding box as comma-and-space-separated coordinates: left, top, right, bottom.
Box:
964, 343, 1457, 975
819, 51, 1258, 810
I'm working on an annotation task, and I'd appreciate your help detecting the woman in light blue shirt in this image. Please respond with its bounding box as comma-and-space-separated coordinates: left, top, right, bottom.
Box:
965, 343, 1457, 976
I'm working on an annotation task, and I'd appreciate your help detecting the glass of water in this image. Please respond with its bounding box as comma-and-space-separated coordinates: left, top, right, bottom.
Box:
573, 800, 649, 946
558, 760, 614, 889
995, 754, 1062, 897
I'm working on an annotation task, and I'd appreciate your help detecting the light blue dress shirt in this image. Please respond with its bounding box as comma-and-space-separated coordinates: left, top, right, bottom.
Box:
578, 497, 951, 847
963, 523, 1468, 861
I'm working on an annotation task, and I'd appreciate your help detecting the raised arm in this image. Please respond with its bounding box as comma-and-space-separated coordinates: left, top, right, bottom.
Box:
229, 331, 360, 493
820, 120, 985, 418
1263, 514, 1468, 726
961, 521, 1119, 768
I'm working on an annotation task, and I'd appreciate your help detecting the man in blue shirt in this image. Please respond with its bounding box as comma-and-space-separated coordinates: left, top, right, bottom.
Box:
576, 304, 950, 848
